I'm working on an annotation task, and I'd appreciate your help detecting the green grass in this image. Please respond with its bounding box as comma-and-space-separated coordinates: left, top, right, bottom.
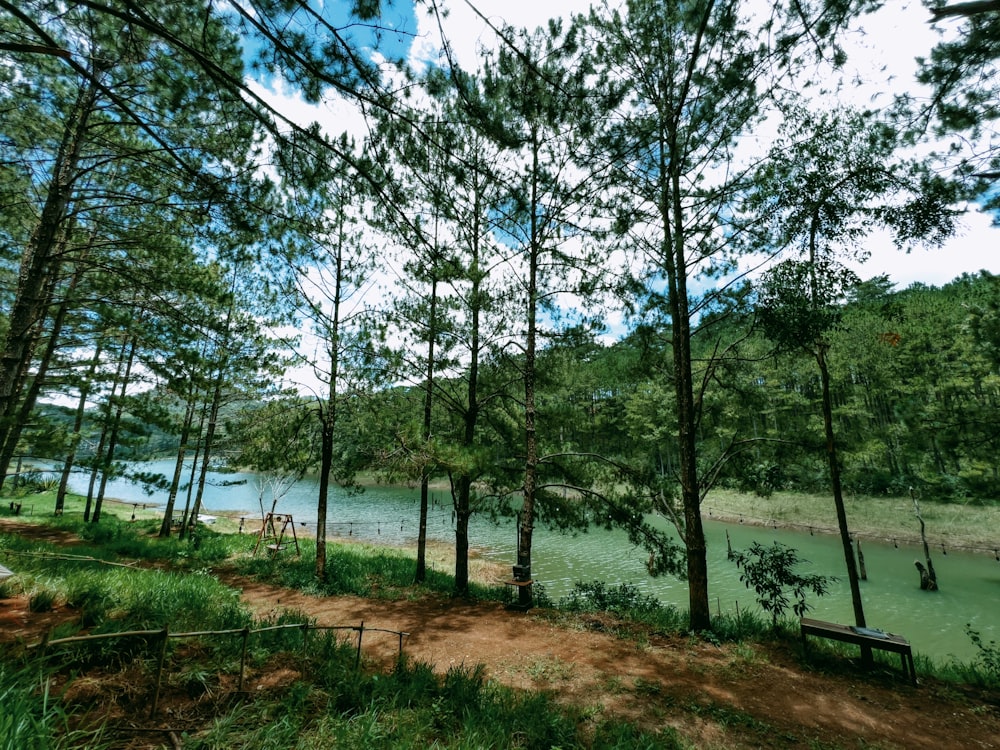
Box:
3, 494, 999, 749
0, 665, 109, 750
232, 537, 505, 602
703, 488, 1000, 550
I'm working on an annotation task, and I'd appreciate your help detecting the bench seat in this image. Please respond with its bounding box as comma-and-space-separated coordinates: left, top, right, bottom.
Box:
801, 617, 916, 685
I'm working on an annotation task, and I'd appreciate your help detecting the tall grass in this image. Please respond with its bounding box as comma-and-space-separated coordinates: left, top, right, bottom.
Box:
233, 539, 504, 601
0, 665, 108, 750
182, 649, 680, 750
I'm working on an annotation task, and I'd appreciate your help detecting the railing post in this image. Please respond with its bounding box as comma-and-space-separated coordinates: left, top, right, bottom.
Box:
355, 621, 364, 670
301, 623, 310, 669
238, 627, 250, 692
150, 627, 169, 720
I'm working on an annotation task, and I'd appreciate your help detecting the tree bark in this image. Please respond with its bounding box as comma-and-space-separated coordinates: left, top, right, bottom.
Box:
515, 127, 541, 610
159, 389, 197, 537
817, 344, 871, 663
0, 79, 96, 465
415, 275, 438, 584
92, 333, 139, 523
56, 340, 104, 514
911, 489, 938, 590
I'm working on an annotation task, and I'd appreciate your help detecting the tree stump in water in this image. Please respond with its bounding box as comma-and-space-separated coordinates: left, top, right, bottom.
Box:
915, 560, 938, 591
910, 488, 939, 591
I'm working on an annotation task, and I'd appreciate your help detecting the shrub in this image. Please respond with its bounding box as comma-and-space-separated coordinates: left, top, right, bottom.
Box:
560, 580, 665, 616
730, 541, 832, 627
966, 624, 1000, 683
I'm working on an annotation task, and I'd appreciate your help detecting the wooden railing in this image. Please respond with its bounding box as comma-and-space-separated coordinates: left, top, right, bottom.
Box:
30, 620, 409, 719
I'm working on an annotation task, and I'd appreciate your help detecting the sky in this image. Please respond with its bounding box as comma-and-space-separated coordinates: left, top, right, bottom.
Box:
251, 0, 998, 392
405, 0, 1000, 291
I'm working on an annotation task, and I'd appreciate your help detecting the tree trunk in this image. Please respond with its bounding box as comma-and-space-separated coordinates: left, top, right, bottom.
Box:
56, 340, 104, 514
817, 344, 871, 663
911, 489, 938, 591
92, 333, 139, 523
159, 392, 197, 537
515, 130, 541, 610
178, 405, 207, 540
0, 80, 96, 460
0, 261, 83, 485
187, 372, 223, 540
453, 180, 484, 599
415, 275, 439, 584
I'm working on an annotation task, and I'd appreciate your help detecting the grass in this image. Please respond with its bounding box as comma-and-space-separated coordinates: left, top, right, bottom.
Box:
3, 492, 1000, 748
703, 488, 1000, 551
0, 512, 686, 748
0, 664, 110, 750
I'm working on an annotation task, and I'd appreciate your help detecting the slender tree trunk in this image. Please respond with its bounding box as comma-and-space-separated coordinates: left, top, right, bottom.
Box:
515, 130, 541, 609
316, 212, 346, 582
187, 372, 223, 539
84, 331, 134, 522
454, 257, 482, 597
0, 79, 96, 456
661, 108, 711, 631
56, 340, 104, 514
159, 391, 197, 537
415, 275, 439, 583
315, 417, 333, 580
83, 426, 106, 523
178, 404, 207, 539
818, 345, 871, 662
0, 261, 84, 486
911, 489, 938, 590
92, 333, 139, 523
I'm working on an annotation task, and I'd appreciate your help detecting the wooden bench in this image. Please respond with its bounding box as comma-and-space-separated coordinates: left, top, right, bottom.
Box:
801, 617, 917, 685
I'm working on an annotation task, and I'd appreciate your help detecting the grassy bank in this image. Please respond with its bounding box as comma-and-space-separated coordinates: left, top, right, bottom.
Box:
0, 524, 675, 749
2, 511, 999, 748
702, 488, 999, 552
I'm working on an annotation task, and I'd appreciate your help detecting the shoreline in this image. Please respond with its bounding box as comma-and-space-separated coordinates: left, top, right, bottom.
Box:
6, 486, 998, 561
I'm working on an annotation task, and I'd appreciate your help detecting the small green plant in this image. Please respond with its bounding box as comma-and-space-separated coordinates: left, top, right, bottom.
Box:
731, 542, 832, 627
559, 580, 662, 615
28, 587, 58, 613
965, 624, 1000, 681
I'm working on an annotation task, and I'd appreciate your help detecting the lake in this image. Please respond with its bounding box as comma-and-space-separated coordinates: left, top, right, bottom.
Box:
68, 460, 1000, 663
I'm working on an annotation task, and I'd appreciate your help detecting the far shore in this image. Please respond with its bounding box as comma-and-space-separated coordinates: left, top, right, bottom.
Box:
5, 483, 998, 563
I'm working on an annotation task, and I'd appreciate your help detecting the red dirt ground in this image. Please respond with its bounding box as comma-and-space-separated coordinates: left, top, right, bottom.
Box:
2, 519, 999, 749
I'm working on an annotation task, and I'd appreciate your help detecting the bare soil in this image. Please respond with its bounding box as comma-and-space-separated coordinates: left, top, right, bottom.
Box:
2, 519, 999, 749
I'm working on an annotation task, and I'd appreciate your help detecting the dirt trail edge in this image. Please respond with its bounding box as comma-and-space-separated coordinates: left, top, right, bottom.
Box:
220, 572, 998, 749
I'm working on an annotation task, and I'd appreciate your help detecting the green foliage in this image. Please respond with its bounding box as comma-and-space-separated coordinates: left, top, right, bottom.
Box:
560, 580, 663, 616
0, 665, 108, 750
558, 580, 686, 632
964, 624, 1000, 685
731, 542, 832, 627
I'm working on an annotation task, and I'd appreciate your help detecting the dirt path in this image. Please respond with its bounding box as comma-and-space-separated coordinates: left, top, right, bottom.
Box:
221, 573, 999, 749
2, 518, 999, 748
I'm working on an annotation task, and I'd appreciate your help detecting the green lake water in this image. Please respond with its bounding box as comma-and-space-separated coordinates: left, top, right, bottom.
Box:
69, 462, 1000, 663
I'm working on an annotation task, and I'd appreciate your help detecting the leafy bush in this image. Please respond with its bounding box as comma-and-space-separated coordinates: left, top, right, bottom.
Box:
730, 542, 832, 627
557, 580, 686, 633
966, 624, 1000, 682
560, 580, 665, 616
